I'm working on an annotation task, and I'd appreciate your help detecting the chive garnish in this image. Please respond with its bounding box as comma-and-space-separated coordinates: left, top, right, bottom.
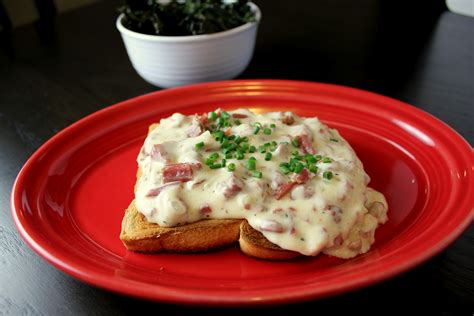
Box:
292, 137, 300, 147
208, 111, 217, 121
330, 138, 339, 142
264, 152, 272, 161
323, 171, 333, 179
322, 157, 332, 163
227, 163, 236, 172
294, 162, 304, 174
263, 128, 272, 135
309, 164, 318, 173
195, 141, 204, 149
251, 171, 262, 178
246, 159, 256, 170
280, 165, 291, 174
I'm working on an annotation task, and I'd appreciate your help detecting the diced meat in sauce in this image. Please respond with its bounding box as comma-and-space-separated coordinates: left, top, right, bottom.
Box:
274, 182, 296, 200
259, 219, 285, 233
281, 113, 294, 125
187, 115, 205, 137
298, 134, 316, 154
145, 181, 181, 197
232, 113, 248, 118
200, 205, 212, 215
292, 169, 310, 184
163, 163, 194, 183
151, 144, 170, 162
223, 175, 244, 199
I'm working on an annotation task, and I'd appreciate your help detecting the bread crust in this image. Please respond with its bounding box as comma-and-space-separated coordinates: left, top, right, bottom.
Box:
238, 220, 301, 260
120, 201, 242, 252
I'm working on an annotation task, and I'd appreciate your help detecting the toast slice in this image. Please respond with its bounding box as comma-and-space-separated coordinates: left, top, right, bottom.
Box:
121, 200, 242, 252
239, 220, 300, 260
120, 201, 300, 259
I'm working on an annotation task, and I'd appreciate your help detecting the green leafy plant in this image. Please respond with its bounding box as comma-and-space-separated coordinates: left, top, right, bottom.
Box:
119, 0, 256, 36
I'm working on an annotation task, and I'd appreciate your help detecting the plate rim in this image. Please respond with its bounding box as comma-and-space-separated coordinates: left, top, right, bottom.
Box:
10, 79, 474, 306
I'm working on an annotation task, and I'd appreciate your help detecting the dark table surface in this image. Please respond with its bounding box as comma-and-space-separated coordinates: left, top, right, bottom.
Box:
0, 0, 472, 314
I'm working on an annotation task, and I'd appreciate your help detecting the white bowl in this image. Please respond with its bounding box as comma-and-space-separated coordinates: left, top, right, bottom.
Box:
116, 3, 261, 88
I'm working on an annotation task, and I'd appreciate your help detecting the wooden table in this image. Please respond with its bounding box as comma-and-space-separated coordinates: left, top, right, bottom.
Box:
0, 0, 472, 313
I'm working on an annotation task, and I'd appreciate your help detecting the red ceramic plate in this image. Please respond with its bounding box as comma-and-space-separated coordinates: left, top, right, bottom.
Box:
11, 80, 473, 306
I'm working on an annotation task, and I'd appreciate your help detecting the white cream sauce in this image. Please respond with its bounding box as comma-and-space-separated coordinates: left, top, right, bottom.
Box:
134, 109, 387, 257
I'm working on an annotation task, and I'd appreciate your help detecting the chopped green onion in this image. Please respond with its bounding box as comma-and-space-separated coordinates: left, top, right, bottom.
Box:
259, 145, 266, 153
221, 138, 229, 147
305, 154, 316, 164
330, 138, 339, 142
225, 152, 233, 159
251, 171, 262, 178
263, 128, 272, 135
216, 117, 224, 126
323, 157, 332, 163
228, 135, 236, 140
309, 164, 318, 173
236, 151, 244, 160
264, 152, 272, 161
209, 152, 219, 160
249, 145, 256, 153
315, 155, 322, 161
292, 138, 300, 147
235, 136, 242, 144
208, 111, 217, 121
323, 171, 333, 179
270, 123, 276, 128
234, 119, 241, 125
241, 136, 249, 142
240, 143, 249, 152
249, 156, 256, 161
246, 159, 256, 170
280, 165, 291, 174
221, 159, 226, 167
210, 163, 222, 169
294, 162, 304, 173
291, 149, 300, 156
253, 126, 260, 134
254, 122, 262, 128
221, 111, 230, 119
195, 141, 205, 150
227, 163, 236, 172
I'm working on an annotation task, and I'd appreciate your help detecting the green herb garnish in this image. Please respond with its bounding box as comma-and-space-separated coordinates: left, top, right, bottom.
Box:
119, 0, 256, 36
323, 171, 333, 180
251, 171, 262, 178
195, 141, 204, 149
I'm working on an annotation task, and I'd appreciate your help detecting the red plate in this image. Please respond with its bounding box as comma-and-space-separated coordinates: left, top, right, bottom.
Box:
11, 80, 473, 306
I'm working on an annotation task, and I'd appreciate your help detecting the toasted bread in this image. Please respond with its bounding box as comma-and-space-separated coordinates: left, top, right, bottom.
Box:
120, 201, 242, 252
120, 202, 300, 259
239, 220, 300, 260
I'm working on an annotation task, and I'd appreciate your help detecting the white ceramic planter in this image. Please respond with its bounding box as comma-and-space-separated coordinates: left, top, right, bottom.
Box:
116, 3, 261, 88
